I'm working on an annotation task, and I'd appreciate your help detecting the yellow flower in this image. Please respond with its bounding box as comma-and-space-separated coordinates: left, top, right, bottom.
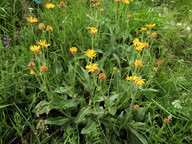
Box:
146, 24, 156, 29
88, 27, 98, 34
30, 70, 35, 75
95, 2, 101, 6
70, 47, 78, 53
113, 67, 117, 71
141, 27, 147, 31
30, 45, 40, 52
100, 8, 104, 12
38, 40, 51, 47
39, 23, 45, 29
135, 44, 144, 51
134, 79, 145, 86
86, 63, 99, 72
46, 26, 53, 31
135, 59, 143, 67
126, 75, 138, 81
134, 104, 139, 110
92, 0, 98, 2
27, 16, 38, 23
45, 3, 55, 9
133, 38, 140, 46
85, 49, 97, 59
123, 0, 130, 4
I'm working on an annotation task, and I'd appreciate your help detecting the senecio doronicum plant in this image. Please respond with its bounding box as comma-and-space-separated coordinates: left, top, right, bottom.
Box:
2, 0, 187, 143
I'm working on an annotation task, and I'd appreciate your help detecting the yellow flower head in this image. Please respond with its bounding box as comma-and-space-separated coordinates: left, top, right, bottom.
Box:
134, 79, 145, 86
46, 26, 53, 31
27, 16, 38, 23
30, 70, 35, 75
38, 40, 51, 47
70, 47, 78, 53
135, 59, 143, 67
133, 38, 140, 46
135, 44, 144, 51
113, 67, 117, 71
134, 104, 139, 110
141, 27, 147, 31
146, 24, 156, 29
41, 65, 47, 73
123, 0, 130, 4
85, 49, 97, 59
100, 8, 104, 12
126, 75, 138, 81
86, 63, 99, 72
45, 3, 55, 9
88, 27, 98, 34
30, 45, 40, 52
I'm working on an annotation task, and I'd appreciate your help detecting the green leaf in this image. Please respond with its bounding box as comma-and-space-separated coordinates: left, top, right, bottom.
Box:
109, 106, 117, 115
32, 101, 50, 115
54, 86, 73, 94
62, 98, 83, 109
75, 106, 96, 124
46, 117, 71, 126
0, 104, 13, 109
140, 88, 159, 92
81, 122, 99, 134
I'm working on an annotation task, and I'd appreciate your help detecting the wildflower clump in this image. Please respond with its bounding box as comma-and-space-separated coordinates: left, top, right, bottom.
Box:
85, 49, 97, 59
126, 75, 138, 81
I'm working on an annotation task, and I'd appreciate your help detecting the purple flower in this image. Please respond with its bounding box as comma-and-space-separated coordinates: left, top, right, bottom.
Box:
21, 35, 23, 37
5, 45, 9, 47
3, 38, 7, 40
9, 38, 11, 40
3, 41, 7, 44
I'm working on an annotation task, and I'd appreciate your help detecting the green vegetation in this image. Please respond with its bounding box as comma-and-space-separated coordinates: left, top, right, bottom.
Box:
0, 0, 192, 143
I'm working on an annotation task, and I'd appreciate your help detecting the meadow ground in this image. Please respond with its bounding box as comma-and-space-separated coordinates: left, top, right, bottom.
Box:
0, 0, 192, 143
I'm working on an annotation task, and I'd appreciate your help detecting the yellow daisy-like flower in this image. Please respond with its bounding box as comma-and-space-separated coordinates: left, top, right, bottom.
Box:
146, 24, 156, 29
135, 59, 143, 67
126, 75, 138, 81
70, 47, 78, 53
46, 26, 53, 31
86, 63, 99, 72
38, 40, 51, 47
100, 8, 104, 12
30, 45, 40, 52
123, 0, 130, 4
133, 38, 140, 46
135, 79, 145, 86
27, 16, 38, 23
30, 70, 35, 75
45, 3, 55, 9
135, 44, 144, 51
88, 27, 98, 34
141, 27, 147, 31
85, 49, 97, 59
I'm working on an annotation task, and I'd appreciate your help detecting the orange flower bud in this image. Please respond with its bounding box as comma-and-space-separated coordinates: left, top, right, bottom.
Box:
28, 62, 35, 69
59, 1, 65, 7
113, 67, 117, 71
115, 0, 120, 3
100, 8, 104, 12
147, 31, 151, 35
39, 23, 45, 30
134, 104, 139, 110
41, 65, 47, 73
127, 14, 132, 19
157, 60, 162, 66
94, 66, 100, 73
96, 2, 101, 6
164, 118, 170, 124
99, 73, 106, 80
151, 32, 157, 38
46, 26, 53, 31
153, 67, 158, 71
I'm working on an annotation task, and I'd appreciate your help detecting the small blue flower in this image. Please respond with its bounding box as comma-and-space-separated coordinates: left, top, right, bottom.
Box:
33, 0, 40, 5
